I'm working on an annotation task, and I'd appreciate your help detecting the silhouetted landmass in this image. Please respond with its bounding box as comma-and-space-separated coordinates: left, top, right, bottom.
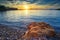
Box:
0, 5, 17, 11
56, 8, 60, 10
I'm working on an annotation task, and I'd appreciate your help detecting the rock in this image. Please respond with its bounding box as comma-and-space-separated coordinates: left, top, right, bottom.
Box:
22, 22, 56, 40
0, 24, 22, 40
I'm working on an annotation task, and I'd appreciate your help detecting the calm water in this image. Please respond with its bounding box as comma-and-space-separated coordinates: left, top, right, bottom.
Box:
0, 10, 60, 32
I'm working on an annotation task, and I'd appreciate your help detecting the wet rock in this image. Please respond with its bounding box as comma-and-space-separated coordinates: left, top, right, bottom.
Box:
23, 22, 56, 40
0, 24, 23, 40
0, 22, 57, 40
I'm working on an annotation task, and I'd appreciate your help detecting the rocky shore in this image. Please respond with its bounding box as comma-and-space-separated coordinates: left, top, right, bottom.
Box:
0, 22, 60, 40
0, 24, 25, 40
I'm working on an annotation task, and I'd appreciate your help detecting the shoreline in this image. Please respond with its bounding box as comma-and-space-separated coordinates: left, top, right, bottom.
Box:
0, 22, 60, 40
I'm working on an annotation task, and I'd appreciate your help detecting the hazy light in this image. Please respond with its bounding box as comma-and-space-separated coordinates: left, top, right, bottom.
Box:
24, 10, 28, 15
23, 4, 30, 16
24, 5, 29, 10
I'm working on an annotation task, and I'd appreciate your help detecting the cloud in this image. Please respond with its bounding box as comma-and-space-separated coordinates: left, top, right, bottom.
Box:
0, 0, 60, 5
25, 0, 60, 5
0, 0, 60, 9
25, 0, 60, 9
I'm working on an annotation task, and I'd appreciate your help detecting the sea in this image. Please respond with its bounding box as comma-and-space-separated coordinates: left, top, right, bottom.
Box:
0, 10, 60, 33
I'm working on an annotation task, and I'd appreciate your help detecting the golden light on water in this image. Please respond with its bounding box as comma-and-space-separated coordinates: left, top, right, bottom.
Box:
23, 10, 29, 16
23, 4, 30, 16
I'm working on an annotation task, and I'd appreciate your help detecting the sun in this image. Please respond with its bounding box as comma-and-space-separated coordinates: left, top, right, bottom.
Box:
24, 5, 29, 10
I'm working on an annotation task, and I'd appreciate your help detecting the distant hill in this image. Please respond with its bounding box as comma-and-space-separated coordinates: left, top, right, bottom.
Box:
56, 8, 60, 10
0, 5, 17, 11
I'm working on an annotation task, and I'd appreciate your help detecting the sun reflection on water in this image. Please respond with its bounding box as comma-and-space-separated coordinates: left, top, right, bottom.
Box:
4, 10, 30, 22
2, 10, 56, 22
23, 10, 29, 16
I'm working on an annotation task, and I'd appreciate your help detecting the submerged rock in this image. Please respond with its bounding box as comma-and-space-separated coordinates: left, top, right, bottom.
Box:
0, 24, 23, 40
22, 22, 56, 40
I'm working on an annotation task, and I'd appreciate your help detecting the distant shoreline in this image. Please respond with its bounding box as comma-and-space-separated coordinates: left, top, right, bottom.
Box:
0, 5, 60, 11
0, 9, 58, 11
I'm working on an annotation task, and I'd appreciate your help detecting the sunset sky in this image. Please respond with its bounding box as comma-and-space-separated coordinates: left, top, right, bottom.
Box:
0, 0, 60, 9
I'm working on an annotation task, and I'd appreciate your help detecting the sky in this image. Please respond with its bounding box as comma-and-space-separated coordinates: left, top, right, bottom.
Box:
0, 0, 60, 9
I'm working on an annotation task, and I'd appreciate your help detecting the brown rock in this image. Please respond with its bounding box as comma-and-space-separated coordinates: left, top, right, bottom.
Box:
22, 22, 56, 40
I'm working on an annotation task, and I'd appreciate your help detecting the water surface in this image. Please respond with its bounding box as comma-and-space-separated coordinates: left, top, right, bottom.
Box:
0, 10, 60, 32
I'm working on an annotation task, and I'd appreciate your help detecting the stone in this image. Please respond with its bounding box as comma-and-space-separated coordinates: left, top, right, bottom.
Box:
22, 22, 56, 40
